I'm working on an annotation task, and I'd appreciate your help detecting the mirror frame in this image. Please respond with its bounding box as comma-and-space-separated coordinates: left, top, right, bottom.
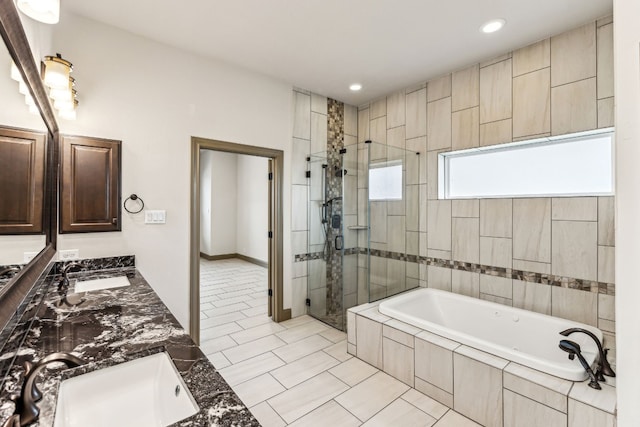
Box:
0, 0, 58, 331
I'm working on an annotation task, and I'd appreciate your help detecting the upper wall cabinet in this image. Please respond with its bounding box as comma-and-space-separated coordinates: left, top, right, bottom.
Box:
0, 126, 46, 234
60, 135, 121, 233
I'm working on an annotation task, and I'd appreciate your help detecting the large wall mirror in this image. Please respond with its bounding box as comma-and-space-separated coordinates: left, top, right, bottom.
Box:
0, 0, 59, 330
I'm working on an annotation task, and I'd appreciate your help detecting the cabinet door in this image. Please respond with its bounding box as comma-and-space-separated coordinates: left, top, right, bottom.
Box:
0, 126, 46, 234
60, 135, 121, 233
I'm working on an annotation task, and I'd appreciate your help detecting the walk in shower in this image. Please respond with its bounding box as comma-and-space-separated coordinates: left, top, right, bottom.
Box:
306, 141, 421, 330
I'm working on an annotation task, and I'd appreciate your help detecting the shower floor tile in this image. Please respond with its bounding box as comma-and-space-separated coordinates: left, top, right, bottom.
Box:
199, 258, 477, 426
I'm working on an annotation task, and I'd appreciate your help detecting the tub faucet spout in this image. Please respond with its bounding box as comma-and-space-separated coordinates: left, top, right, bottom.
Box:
560, 327, 615, 381
558, 339, 601, 390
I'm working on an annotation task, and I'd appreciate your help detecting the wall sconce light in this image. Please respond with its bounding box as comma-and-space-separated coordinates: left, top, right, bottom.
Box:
43, 54, 72, 89
49, 76, 74, 101
16, 0, 60, 24
42, 53, 78, 120
10, 54, 79, 120
10, 62, 22, 82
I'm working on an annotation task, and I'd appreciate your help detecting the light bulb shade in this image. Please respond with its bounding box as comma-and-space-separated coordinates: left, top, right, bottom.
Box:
54, 98, 78, 113
50, 87, 76, 102
16, 0, 60, 24
43, 55, 72, 89
10, 62, 22, 82
18, 80, 29, 95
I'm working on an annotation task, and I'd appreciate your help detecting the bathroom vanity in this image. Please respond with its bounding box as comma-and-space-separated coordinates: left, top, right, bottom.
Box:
0, 259, 259, 426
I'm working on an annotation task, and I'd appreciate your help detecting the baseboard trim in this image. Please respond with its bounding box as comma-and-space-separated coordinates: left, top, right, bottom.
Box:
236, 254, 268, 268
199, 253, 236, 261
200, 252, 268, 268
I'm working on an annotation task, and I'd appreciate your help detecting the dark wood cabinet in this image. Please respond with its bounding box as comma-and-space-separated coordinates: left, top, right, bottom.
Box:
60, 135, 121, 233
0, 126, 46, 234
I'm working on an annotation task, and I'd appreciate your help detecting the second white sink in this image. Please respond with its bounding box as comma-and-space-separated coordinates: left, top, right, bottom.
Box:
74, 276, 130, 293
53, 351, 199, 427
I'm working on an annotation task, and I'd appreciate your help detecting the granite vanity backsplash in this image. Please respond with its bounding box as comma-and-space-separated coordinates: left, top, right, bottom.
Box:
0, 257, 258, 426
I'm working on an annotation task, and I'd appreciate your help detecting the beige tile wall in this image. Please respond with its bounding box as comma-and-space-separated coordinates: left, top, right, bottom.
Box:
292, 89, 312, 317
348, 309, 617, 426
354, 17, 616, 349
292, 20, 615, 357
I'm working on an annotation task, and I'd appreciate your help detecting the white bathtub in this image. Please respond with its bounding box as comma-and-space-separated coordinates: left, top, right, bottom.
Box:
378, 288, 602, 381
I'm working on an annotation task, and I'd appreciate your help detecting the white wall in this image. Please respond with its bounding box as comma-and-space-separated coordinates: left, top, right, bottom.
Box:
236, 155, 268, 262
52, 12, 293, 330
199, 150, 213, 255
613, 0, 640, 424
200, 150, 237, 257
200, 152, 268, 262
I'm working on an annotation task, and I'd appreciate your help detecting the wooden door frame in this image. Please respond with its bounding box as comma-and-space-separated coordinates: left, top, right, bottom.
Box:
190, 137, 289, 345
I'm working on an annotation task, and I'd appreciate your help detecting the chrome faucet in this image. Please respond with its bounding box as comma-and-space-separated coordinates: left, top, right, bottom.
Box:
59, 262, 83, 288
560, 327, 615, 381
559, 339, 601, 390
14, 352, 85, 426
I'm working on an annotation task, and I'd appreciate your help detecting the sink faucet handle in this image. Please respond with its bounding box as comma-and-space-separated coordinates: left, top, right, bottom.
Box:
21, 361, 42, 402
16, 352, 85, 426
1, 414, 21, 427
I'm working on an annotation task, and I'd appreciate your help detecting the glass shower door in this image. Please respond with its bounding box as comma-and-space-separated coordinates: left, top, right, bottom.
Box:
307, 151, 346, 329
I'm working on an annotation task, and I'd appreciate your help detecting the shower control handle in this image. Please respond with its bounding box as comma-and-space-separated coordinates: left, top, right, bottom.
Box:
335, 235, 343, 250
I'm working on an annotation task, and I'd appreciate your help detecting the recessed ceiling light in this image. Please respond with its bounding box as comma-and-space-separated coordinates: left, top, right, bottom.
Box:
480, 19, 506, 34
349, 83, 362, 91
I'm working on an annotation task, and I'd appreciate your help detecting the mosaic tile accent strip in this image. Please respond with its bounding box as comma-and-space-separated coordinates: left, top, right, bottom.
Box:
294, 248, 614, 296
325, 98, 345, 323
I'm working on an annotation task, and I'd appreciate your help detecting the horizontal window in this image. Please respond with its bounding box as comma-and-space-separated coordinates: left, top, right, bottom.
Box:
439, 128, 614, 199
369, 161, 402, 201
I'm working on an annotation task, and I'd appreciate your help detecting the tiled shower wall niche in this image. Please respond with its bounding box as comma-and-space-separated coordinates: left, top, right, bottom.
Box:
355, 17, 616, 360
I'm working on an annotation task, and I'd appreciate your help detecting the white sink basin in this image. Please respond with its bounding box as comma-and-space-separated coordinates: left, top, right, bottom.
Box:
53, 352, 199, 427
74, 276, 130, 292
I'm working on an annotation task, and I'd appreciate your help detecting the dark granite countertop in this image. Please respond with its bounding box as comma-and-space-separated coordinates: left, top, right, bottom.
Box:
0, 267, 259, 426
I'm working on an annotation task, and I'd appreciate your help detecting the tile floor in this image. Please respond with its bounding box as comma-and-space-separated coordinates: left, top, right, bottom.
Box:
199, 258, 481, 427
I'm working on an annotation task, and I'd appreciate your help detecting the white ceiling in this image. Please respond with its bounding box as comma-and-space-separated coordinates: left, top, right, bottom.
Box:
62, 0, 612, 105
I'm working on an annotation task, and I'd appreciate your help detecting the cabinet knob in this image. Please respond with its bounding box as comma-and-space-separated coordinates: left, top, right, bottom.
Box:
111, 218, 117, 225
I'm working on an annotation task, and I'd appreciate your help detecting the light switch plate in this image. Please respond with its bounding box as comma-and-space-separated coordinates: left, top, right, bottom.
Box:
59, 249, 79, 260
145, 210, 166, 224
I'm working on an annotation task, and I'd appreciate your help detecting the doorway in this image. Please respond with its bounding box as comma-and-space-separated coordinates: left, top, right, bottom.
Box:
190, 137, 287, 345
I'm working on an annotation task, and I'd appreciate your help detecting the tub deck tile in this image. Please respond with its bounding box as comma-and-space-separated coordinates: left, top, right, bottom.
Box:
569, 381, 617, 415
504, 389, 567, 427
348, 300, 382, 314
415, 338, 455, 393
504, 362, 572, 395
454, 345, 510, 370
358, 307, 392, 323
416, 330, 460, 351
504, 369, 569, 413
453, 351, 504, 427
383, 320, 421, 348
